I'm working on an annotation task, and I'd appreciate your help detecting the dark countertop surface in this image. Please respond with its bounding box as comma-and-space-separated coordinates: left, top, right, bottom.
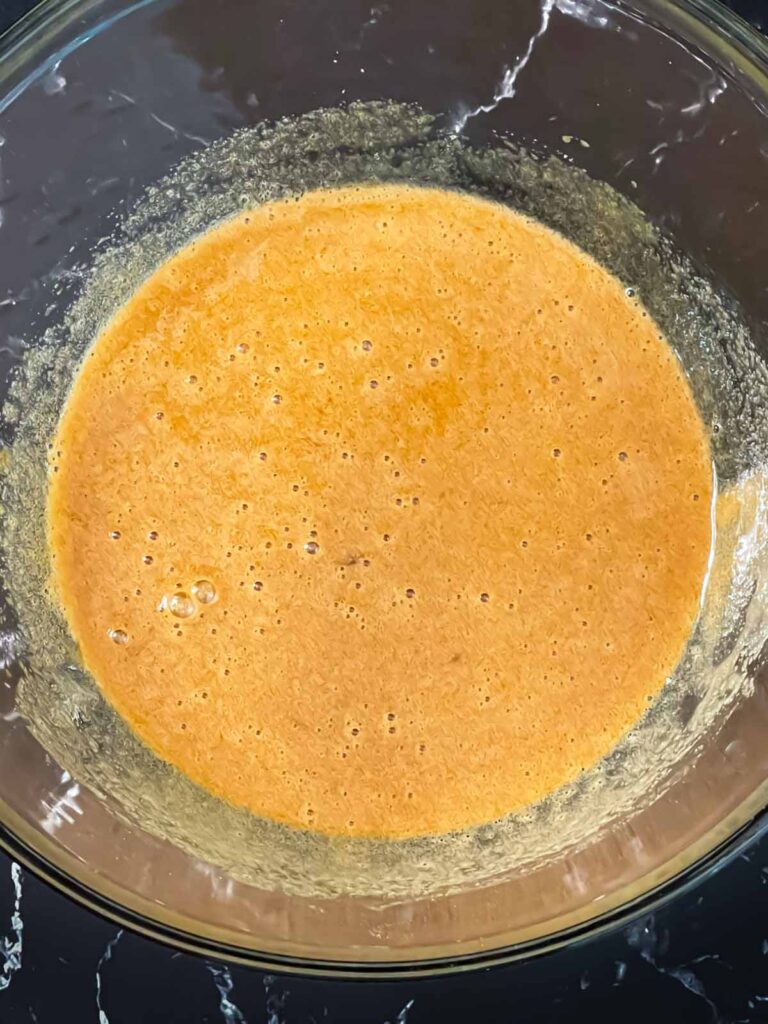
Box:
1, 0, 767, 1020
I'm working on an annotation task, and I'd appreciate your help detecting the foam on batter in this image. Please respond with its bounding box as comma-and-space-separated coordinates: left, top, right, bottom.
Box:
47, 183, 712, 839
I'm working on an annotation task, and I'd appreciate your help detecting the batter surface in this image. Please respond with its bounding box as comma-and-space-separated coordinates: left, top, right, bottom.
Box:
47, 184, 712, 839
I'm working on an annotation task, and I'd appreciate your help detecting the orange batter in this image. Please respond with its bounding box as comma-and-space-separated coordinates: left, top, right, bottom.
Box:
47, 184, 712, 839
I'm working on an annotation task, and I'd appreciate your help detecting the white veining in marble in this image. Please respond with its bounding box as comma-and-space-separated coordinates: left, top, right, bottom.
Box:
626, 914, 726, 1020
451, 0, 628, 134
264, 972, 289, 1024
209, 965, 247, 1024
452, 0, 556, 133
0, 862, 22, 992
110, 90, 210, 147
395, 999, 415, 1023
95, 929, 123, 1024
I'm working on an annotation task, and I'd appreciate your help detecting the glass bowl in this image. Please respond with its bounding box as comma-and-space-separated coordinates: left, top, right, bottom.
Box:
0, 0, 767, 977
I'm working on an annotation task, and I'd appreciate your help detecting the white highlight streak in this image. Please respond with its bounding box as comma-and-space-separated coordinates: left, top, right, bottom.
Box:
555, 0, 609, 28
42, 60, 67, 96
41, 780, 82, 834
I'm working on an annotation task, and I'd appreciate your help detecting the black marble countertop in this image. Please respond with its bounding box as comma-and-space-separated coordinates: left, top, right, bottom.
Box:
1, 0, 768, 1020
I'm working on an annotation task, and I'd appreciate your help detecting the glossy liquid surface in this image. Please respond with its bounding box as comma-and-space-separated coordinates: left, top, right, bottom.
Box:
48, 185, 712, 838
